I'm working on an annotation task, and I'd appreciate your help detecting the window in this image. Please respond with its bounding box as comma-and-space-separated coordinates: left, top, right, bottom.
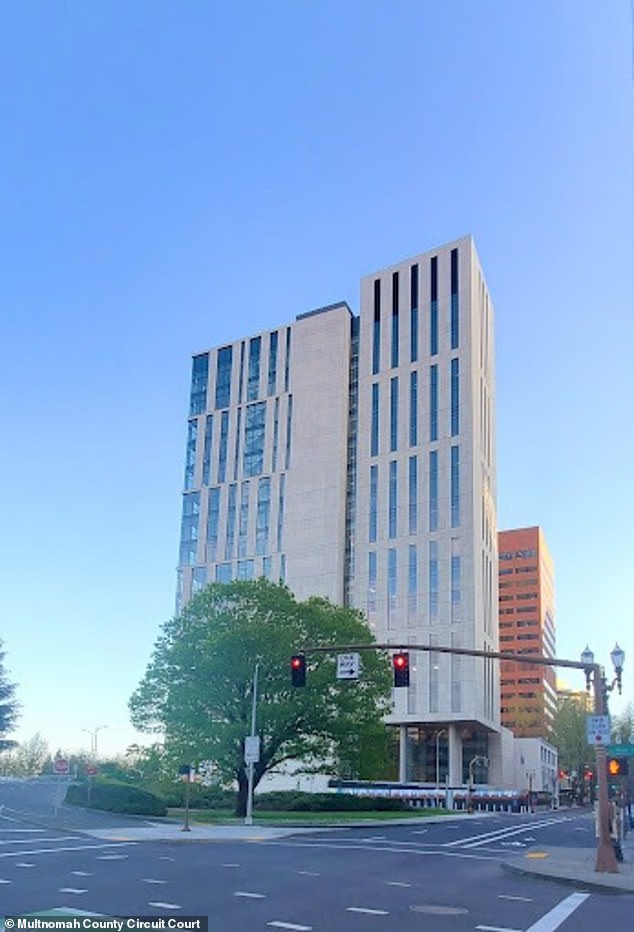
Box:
190, 353, 209, 415
429, 450, 438, 531
284, 327, 291, 392
202, 414, 213, 485
285, 395, 293, 468
409, 371, 418, 446
450, 357, 459, 436
430, 365, 438, 442
247, 336, 261, 401
390, 377, 398, 452
430, 256, 438, 356
277, 473, 285, 550
370, 383, 379, 456
408, 544, 417, 624
369, 464, 378, 542
272, 397, 280, 472
450, 248, 459, 349
233, 407, 242, 481
451, 445, 460, 527
368, 551, 377, 618
215, 346, 233, 409
391, 271, 399, 368
429, 540, 439, 623
217, 411, 229, 483
225, 483, 237, 560
192, 566, 207, 594
206, 487, 220, 562
451, 554, 461, 617
387, 548, 397, 621
268, 331, 278, 395
215, 563, 232, 583
243, 402, 266, 477
408, 455, 418, 534
179, 493, 200, 566
238, 481, 250, 557
237, 559, 254, 580
410, 264, 419, 363
238, 341, 245, 403
372, 279, 381, 374
255, 477, 271, 555
388, 460, 398, 538
184, 419, 198, 491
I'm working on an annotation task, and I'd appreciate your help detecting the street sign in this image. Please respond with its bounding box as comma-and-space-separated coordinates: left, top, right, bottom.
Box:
586, 714, 611, 745
605, 744, 634, 756
244, 735, 261, 764
53, 757, 69, 774
86, 764, 98, 775
337, 652, 360, 680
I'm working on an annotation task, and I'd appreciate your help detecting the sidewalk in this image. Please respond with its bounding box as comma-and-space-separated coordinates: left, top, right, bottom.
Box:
504, 828, 634, 894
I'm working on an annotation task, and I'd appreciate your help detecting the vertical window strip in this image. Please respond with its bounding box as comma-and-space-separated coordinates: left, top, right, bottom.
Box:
247, 336, 261, 401
369, 464, 378, 542
368, 551, 377, 618
430, 256, 438, 356
388, 460, 398, 538
206, 487, 220, 562
390, 377, 398, 452
410, 263, 419, 363
372, 279, 381, 375
430, 365, 438, 442
408, 455, 418, 534
277, 473, 285, 551
409, 371, 418, 446
243, 402, 266, 477
215, 346, 233, 409
285, 394, 293, 469
451, 445, 460, 527
451, 357, 460, 436
233, 408, 242, 481
202, 414, 213, 486
179, 492, 200, 566
429, 540, 439, 624
387, 547, 397, 622
450, 248, 459, 349
217, 411, 229, 483
184, 419, 198, 491
272, 397, 280, 472
391, 271, 399, 368
268, 331, 278, 395
280, 552, 286, 582
225, 483, 237, 560
255, 477, 271, 556
189, 353, 209, 415
238, 480, 250, 558
451, 554, 461, 620
238, 341, 245, 404
284, 327, 291, 392
429, 450, 438, 531
408, 543, 417, 625
370, 383, 379, 456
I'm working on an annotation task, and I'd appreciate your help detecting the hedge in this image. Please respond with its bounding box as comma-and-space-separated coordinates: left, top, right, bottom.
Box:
66, 779, 168, 816
253, 791, 408, 812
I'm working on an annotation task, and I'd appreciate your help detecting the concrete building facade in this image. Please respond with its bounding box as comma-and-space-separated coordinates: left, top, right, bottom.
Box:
498, 526, 557, 738
177, 236, 505, 788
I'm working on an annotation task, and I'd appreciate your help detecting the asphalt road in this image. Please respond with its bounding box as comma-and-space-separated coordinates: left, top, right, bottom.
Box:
2, 780, 633, 931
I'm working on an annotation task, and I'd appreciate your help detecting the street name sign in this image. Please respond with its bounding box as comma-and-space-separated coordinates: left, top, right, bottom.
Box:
337, 652, 360, 680
586, 714, 611, 745
605, 744, 634, 756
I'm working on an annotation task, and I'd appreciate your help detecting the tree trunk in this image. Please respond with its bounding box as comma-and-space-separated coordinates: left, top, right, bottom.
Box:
235, 768, 248, 817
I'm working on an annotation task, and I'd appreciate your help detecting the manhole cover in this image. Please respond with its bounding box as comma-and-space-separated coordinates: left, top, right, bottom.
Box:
410, 904, 468, 916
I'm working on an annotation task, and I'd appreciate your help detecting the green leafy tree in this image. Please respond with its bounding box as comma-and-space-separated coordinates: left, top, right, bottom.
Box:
0, 733, 49, 776
611, 703, 634, 745
551, 696, 592, 802
129, 579, 392, 815
0, 640, 19, 750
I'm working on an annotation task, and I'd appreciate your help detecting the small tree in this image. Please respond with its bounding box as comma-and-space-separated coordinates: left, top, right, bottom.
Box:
0, 640, 19, 750
130, 579, 392, 815
551, 696, 592, 802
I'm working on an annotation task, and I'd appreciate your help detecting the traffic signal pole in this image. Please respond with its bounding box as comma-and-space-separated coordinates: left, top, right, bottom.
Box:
299, 640, 619, 873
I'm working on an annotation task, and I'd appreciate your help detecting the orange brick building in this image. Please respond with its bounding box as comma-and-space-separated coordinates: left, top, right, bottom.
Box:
498, 527, 556, 737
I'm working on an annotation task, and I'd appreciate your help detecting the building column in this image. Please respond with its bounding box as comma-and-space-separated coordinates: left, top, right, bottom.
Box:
448, 724, 463, 786
398, 725, 408, 782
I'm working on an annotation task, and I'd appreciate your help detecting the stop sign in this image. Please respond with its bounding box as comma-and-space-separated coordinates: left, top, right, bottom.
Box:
86, 765, 98, 775
53, 757, 69, 774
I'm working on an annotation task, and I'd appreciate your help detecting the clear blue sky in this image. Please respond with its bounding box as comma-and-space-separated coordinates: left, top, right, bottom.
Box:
1, 1, 633, 757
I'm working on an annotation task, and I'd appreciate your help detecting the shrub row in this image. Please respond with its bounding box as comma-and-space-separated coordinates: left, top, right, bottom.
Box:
66, 779, 167, 816
253, 791, 408, 812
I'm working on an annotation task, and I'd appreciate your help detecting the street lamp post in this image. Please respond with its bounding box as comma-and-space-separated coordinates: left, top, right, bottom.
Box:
581, 643, 625, 874
82, 725, 108, 756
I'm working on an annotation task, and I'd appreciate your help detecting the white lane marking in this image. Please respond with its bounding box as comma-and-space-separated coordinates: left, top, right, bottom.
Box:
267, 923, 313, 931
0, 829, 43, 833
411, 829, 428, 834
16, 862, 35, 867
58, 888, 88, 894
525, 892, 590, 932
142, 878, 168, 884
96, 854, 129, 860
444, 818, 566, 849
234, 891, 266, 898
297, 870, 320, 876
360, 835, 387, 841
71, 871, 93, 876
158, 856, 175, 861
386, 881, 412, 887
0, 878, 12, 883
476, 926, 522, 932
347, 907, 389, 915
264, 840, 500, 862
148, 902, 182, 910
222, 863, 241, 867
0, 836, 79, 846
0, 842, 137, 859
499, 895, 533, 902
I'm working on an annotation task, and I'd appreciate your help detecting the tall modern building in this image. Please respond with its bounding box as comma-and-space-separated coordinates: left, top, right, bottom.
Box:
177, 235, 502, 786
498, 527, 556, 737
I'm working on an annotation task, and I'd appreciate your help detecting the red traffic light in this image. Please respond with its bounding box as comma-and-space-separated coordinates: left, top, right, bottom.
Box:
393, 652, 410, 687
291, 654, 306, 687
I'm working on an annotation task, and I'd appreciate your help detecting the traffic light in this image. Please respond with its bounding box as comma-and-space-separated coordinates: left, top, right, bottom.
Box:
392, 652, 410, 688
291, 654, 306, 687
607, 756, 629, 778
